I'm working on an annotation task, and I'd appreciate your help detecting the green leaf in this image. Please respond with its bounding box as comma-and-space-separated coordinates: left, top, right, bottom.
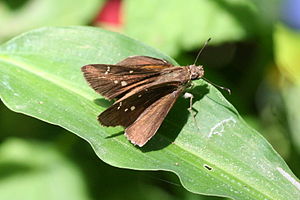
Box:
0, 138, 90, 200
123, 0, 280, 56
0, 26, 299, 199
0, 0, 102, 42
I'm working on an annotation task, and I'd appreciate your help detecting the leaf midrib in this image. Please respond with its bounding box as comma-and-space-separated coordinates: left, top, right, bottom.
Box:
0, 55, 95, 101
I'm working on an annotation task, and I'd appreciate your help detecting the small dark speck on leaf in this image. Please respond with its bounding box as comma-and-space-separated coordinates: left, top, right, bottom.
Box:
204, 164, 213, 171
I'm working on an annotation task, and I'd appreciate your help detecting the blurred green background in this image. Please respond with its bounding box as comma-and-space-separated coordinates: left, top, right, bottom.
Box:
0, 0, 299, 199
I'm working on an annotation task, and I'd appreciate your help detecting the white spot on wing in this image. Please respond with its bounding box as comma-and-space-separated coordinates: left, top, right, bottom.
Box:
114, 80, 119, 84
277, 167, 300, 190
129, 70, 133, 73
117, 102, 122, 110
208, 117, 236, 137
121, 81, 127, 86
138, 94, 142, 98
124, 108, 128, 112
130, 106, 135, 111
105, 66, 110, 74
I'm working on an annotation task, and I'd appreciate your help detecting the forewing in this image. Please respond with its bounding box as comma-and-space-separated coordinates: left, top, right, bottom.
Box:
125, 87, 184, 147
117, 56, 172, 66
81, 64, 160, 99
98, 83, 180, 128
81, 56, 174, 100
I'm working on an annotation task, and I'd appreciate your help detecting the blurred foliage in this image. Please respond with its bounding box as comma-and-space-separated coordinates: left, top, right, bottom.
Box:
0, 138, 91, 200
0, 0, 103, 43
274, 24, 300, 156
123, 0, 280, 57
275, 24, 300, 84
0, 0, 299, 199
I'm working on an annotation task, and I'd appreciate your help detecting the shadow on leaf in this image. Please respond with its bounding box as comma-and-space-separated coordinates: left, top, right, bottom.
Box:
93, 98, 111, 108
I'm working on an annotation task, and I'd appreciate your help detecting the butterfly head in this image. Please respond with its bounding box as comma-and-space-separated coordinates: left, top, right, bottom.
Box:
188, 64, 204, 80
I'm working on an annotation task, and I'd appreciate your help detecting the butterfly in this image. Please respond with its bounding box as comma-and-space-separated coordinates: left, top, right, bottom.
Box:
81, 55, 206, 147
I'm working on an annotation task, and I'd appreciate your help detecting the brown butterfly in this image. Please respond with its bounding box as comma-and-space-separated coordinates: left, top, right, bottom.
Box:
81, 55, 209, 147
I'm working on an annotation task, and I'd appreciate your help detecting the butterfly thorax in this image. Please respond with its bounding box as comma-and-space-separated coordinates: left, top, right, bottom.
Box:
188, 65, 204, 80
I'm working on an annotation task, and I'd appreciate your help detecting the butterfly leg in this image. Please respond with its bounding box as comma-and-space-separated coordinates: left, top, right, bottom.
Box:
183, 92, 195, 116
187, 81, 195, 90
183, 92, 193, 111
183, 92, 200, 131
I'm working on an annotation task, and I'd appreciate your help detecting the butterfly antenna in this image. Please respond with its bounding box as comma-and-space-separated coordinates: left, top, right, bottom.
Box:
202, 77, 231, 95
193, 38, 211, 65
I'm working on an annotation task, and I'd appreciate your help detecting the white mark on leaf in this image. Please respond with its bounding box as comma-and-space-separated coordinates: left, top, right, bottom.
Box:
208, 117, 236, 138
2, 76, 19, 96
277, 167, 300, 191
2, 81, 11, 90
14, 105, 27, 110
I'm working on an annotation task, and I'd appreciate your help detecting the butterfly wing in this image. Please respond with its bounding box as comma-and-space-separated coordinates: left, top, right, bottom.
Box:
125, 87, 184, 147
98, 83, 180, 127
81, 56, 173, 100
83, 56, 185, 147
